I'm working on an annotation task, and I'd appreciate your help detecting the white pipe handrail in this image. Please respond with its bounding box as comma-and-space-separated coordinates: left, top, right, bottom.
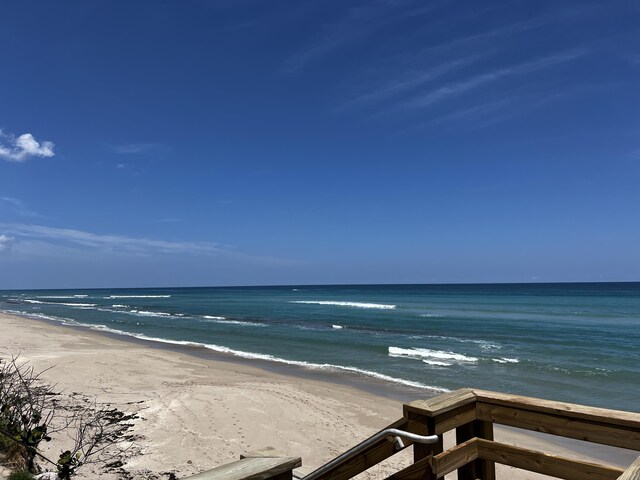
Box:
302, 428, 439, 480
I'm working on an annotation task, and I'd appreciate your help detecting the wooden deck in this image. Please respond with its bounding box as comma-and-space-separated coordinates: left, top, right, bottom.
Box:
183, 389, 640, 480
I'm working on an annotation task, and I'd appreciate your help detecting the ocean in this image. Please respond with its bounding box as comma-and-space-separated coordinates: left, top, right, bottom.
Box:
1, 283, 638, 412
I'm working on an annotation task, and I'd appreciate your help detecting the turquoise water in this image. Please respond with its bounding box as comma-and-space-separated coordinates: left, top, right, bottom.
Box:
1, 283, 638, 411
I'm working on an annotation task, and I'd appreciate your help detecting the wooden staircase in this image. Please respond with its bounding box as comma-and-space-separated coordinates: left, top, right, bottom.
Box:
183, 389, 640, 480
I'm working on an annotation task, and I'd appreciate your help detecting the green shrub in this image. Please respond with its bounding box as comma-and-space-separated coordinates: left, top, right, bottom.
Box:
8, 470, 35, 480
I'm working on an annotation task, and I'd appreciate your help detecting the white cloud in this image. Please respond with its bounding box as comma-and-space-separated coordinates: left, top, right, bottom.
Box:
0, 129, 55, 162
0, 223, 224, 256
0, 234, 14, 253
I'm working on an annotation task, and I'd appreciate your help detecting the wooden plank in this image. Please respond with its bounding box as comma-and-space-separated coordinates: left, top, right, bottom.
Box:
406, 403, 476, 438
431, 438, 479, 478
311, 418, 412, 480
420, 403, 477, 435
241, 448, 289, 459
404, 388, 476, 418
187, 457, 302, 480
477, 402, 640, 450
617, 455, 640, 480
476, 439, 624, 480
383, 457, 433, 480
473, 390, 640, 429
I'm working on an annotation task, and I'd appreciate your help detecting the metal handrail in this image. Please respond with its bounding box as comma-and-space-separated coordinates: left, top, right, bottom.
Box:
302, 428, 439, 480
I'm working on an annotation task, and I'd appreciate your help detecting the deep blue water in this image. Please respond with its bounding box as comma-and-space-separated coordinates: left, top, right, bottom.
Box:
1, 283, 638, 411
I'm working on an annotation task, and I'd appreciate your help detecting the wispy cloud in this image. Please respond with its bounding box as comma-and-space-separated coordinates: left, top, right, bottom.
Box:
0, 223, 300, 269
402, 49, 588, 110
0, 129, 55, 162
429, 97, 515, 125
0, 197, 38, 217
284, 1, 439, 72
400, 82, 595, 135
343, 55, 482, 109
0, 234, 14, 253
423, 5, 599, 56
0, 223, 224, 256
111, 143, 167, 155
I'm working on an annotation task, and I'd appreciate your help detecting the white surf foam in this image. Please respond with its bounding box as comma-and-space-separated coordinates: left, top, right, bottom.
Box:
201, 316, 265, 327
3, 310, 447, 394
24, 299, 97, 308
1, 310, 81, 327
332, 325, 344, 329
389, 346, 478, 363
423, 360, 453, 367
129, 310, 173, 317
408, 335, 501, 350
105, 295, 171, 299
492, 357, 520, 364
36, 295, 89, 299
57, 302, 97, 307
290, 300, 396, 310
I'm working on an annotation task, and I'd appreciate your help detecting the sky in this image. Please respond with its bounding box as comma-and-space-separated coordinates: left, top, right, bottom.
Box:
0, 0, 639, 289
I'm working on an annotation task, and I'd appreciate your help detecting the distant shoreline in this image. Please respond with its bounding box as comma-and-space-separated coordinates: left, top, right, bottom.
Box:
2, 280, 639, 292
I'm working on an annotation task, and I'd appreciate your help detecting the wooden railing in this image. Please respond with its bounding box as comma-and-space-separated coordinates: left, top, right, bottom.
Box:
184, 448, 301, 480
183, 389, 640, 480
399, 388, 640, 480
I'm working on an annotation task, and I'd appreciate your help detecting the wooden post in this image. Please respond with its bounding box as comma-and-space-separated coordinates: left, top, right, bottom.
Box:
455, 420, 495, 480
406, 412, 442, 479
404, 389, 478, 480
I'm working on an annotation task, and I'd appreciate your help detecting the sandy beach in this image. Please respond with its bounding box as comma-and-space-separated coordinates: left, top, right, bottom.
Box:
0, 312, 636, 479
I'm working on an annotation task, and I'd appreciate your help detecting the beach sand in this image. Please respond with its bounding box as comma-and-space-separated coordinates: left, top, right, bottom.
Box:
0, 312, 636, 479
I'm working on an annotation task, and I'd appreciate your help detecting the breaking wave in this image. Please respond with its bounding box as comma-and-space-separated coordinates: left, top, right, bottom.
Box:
290, 300, 396, 309
389, 346, 478, 363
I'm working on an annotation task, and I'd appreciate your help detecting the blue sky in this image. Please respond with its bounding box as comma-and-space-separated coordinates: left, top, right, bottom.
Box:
1, 0, 639, 289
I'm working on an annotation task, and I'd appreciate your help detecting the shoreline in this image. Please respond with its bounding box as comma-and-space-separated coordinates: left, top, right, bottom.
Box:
6, 309, 440, 403
1, 312, 637, 479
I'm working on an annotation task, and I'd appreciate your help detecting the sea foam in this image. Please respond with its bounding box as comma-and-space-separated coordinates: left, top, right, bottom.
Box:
36, 295, 89, 299
492, 357, 520, 364
24, 299, 97, 308
105, 295, 171, 299
201, 315, 265, 327
290, 300, 396, 309
389, 346, 478, 363
128, 310, 175, 318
